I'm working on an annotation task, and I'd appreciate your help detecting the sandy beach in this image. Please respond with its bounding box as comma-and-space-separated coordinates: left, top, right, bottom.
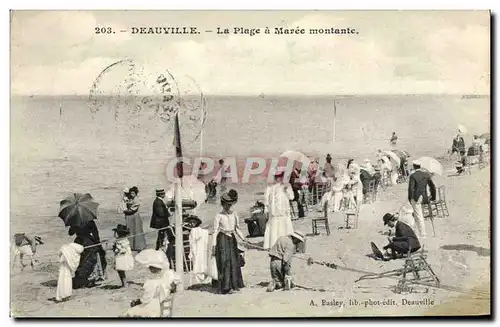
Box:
10, 156, 490, 317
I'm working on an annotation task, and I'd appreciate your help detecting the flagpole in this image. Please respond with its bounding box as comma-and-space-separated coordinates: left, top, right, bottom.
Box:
174, 113, 184, 290
333, 100, 337, 142
199, 96, 204, 158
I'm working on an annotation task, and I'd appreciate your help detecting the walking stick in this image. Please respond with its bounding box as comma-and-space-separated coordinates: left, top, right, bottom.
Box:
430, 216, 436, 237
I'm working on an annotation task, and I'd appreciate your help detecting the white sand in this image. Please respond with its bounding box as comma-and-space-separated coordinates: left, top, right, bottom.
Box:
10, 163, 490, 317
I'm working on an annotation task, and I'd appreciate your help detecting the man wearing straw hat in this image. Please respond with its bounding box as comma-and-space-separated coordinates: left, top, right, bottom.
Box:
150, 189, 170, 250
266, 231, 305, 292
407, 160, 436, 238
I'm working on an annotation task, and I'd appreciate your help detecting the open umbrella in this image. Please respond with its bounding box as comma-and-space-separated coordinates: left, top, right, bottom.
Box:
58, 193, 99, 228
416, 157, 444, 176
383, 150, 401, 165
166, 175, 206, 209
458, 124, 468, 135
391, 149, 410, 160
278, 150, 309, 167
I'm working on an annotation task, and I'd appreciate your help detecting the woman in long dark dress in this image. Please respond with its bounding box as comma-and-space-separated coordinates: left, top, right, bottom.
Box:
211, 189, 245, 294
70, 220, 107, 289
123, 186, 147, 251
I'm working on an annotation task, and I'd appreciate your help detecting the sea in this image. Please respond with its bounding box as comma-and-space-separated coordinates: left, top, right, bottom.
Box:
10, 94, 490, 238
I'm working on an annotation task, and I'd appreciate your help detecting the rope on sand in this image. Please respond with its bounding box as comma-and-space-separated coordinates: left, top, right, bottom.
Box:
16, 223, 205, 261
240, 240, 490, 299
16, 225, 490, 299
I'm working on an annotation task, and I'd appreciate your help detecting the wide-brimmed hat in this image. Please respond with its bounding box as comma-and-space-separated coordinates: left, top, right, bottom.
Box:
272, 166, 286, 177
113, 224, 130, 236
383, 213, 397, 225
290, 231, 305, 243
221, 189, 238, 205
184, 215, 202, 228
135, 249, 170, 270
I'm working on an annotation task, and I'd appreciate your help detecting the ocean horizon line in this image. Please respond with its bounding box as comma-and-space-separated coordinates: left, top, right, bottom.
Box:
10, 93, 491, 100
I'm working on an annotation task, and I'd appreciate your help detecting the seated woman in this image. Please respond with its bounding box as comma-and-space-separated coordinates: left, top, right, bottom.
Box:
70, 220, 107, 289
124, 250, 181, 318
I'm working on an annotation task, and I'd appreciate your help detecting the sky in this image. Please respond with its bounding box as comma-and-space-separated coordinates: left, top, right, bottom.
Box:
10, 10, 490, 96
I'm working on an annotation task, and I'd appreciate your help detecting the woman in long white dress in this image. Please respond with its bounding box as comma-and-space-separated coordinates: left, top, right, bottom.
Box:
263, 168, 294, 250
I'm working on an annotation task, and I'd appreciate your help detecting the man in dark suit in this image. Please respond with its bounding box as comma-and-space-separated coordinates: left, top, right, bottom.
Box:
150, 189, 170, 250
382, 213, 421, 259
408, 160, 437, 238
289, 166, 305, 218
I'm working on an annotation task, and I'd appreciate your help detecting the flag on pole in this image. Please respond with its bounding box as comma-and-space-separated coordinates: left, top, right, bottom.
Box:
174, 113, 184, 178
333, 100, 337, 142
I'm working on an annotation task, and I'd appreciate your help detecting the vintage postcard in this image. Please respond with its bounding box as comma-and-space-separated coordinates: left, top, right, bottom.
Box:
10, 10, 490, 318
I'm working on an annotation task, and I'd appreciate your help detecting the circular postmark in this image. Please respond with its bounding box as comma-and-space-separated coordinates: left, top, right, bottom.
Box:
88, 59, 206, 144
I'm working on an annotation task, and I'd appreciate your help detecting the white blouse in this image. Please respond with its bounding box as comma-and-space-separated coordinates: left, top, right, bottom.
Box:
212, 211, 244, 246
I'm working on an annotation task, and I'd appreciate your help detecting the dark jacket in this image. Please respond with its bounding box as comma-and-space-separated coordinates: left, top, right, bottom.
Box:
289, 169, 303, 191
393, 221, 420, 252
408, 169, 437, 204
359, 169, 372, 194
150, 197, 170, 229
452, 137, 465, 153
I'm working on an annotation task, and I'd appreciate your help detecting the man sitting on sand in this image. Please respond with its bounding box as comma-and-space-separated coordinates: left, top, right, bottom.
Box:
382, 213, 421, 260
266, 231, 305, 292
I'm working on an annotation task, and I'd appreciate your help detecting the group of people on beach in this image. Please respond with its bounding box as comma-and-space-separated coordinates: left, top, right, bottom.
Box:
50, 125, 489, 316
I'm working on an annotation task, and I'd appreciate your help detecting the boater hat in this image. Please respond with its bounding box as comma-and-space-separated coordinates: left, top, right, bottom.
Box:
156, 188, 165, 196
290, 231, 305, 243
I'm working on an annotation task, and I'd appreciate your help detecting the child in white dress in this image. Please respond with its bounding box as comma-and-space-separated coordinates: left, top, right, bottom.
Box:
123, 249, 181, 318
112, 224, 134, 288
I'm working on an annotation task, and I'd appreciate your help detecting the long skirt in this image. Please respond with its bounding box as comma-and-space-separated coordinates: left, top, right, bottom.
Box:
73, 247, 105, 289
125, 213, 147, 251
215, 233, 244, 294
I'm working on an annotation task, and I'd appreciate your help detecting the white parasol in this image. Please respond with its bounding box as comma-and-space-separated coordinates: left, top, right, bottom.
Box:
279, 150, 309, 164
383, 150, 401, 165
457, 124, 468, 135
416, 156, 444, 176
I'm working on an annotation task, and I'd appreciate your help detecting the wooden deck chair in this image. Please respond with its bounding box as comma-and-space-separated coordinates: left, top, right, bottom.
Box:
311, 201, 330, 236
364, 179, 378, 204
313, 183, 329, 205
344, 206, 360, 229
435, 185, 450, 217
159, 282, 178, 317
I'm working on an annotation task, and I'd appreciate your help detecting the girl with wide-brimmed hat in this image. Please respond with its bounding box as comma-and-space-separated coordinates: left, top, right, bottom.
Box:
211, 189, 245, 294
112, 224, 134, 288
123, 249, 181, 317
